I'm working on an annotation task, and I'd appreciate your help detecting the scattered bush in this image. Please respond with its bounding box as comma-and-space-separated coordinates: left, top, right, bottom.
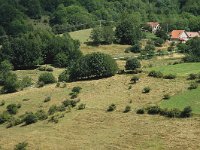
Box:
148, 70, 163, 78
180, 106, 192, 118
188, 82, 198, 90
44, 96, 51, 103
70, 92, 78, 99
35, 110, 48, 120
163, 74, 176, 79
57, 104, 66, 112
48, 105, 58, 115
6, 117, 22, 128
38, 66, 53, 72
0, 112, 11, 124
14, 142, 28, 150
125, 58, 141, 70
55, 82, 60, 88
36, 81, 45, 88
107, 104, 116, 112
136, 108, 145, 114
78, 103, 86, 110
72, 86, 82, 93
163, 94, 171, 100
130, 44, 141, 53
187, 73, 198, 80
7, 104, 19, 115
38, 72, 56, 85
123, 105, 131, 113
23, 113, 38, 125
131, 76, 139, 84
166, 109, 182, 118
147, 106, 161, 115
58, 70, 69, 82
48, 113, 65, 124
142, 87, 151, 93
154, 38, 164, 47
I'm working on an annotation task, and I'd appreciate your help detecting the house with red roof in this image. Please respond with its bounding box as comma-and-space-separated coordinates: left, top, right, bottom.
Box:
186, 32, 200, 39
170, 30, 188, 43
146, 22, 161, 33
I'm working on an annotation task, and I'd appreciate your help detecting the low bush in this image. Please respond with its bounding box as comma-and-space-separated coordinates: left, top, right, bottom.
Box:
163, 94, 170, 100
187, 73, 198, 80
14, 142, 28, 150
163, 74, 176, 79
38, 73, 56, 85
55, 82, 60, 88
70, 92, 78, 99
107, 104, 116, 112
147, 106, 161, 115
36, 81, 45, 88
136, 108, 145, 114
131, 76, 139, 84
6, 117, 22, 128
123, 105, 131, 113
48, 105, 58, 115
38, 66, 53, 72
48, 113, 65, 124
166, 108, 182, 118
78, 103, 86, 110
142, 87, 151, 93
125, 58, 141, 70
46, 67, 53, 72
58, 70, 69, 82
35, 110, 48, 121
23, 112, 38, 125
188, 82, 198, 90
44, 96, 51, 103
72, 86, 82, 93
57, 104, 66, 112
180, 106, 192, 118
7, 104, 19, 115
0, 112, 11, 124
148, 70, 163, 78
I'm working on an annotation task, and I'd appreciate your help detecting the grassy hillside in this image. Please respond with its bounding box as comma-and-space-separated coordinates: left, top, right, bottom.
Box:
160, 87, 200, 114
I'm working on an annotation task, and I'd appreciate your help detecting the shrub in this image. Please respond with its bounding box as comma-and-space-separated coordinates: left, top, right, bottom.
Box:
20, 76, 32, 89
166, 109, 181, 118
125, 58, 141, 70
188, 82, 198, 90
36, 81, 45, 88
2, 73, 19, 93
55, 82, 60, 88
57, 104, 66, 112
136, 108, 145, 114
78, 103, 86, 110
58, 70, 69, 82
142, 87, 151, 93
46, 67, 53, 72
70, 92, 78, 99
148, 70, 163, 78
14, 142, 28, 150
48, 113, 65, 124
0, 100, 5, 106
38, 66, 46, 71
69, 53, 118, 81
6, 117, 22, 128
163, 74, 176, 79
180, 106, 192, 118
147, 106, 161, 115
154, 38, 164, 47
187, 73, 198, 80
38, 73, 56, 85
123, 105, 131, 113
62, 99, 72, 107
0, 112, 11, 124
35, 110, 48, 120
163, 94, 170, 100
131, 76, 139, 84
44, 96, 51, 103
48, 105, 58, 115
23, 113, 38, 125
107, 104, 116, 112
130, 44, 141, 53
54, 52, 69, 68
7, 104, 19, 115
72, 86, 82, 93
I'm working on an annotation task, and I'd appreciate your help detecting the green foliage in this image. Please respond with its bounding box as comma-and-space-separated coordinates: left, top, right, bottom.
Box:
147, 106, 161, 115
72, 87, 82, 93
35, 110, 48, 120
125, 58, 141, 70
69, 52, 118, 81
141, 44, 155, 59
0, 111, 11, 124
107, 103, 116, 112
131, 76, 140, 84
130, 44, 142, 53
180, 106, 192, 118
163, 74, 176, 79
48, 105, 58, 115
0, 100, 5, 106
154, 38, 165, 47
142, 87, 151, 93
2, 72, 19, 93
187, 73, 198, 80
44, 96, 51, 103
58, 70, 69, 82
163, 94, 171, 100
0, 60, 13, 85
7, 104, 19, 115
14, 142, 28, 150
23, 112, 38, 125
148, 70, 163, 78
136, 108, 145, 114
54, 52, 69, 68
20, 76, 32, 89
38, 72, 56, 85
123, 105, 131, 113
188, 82, 198, 90
78, 103, 86, 110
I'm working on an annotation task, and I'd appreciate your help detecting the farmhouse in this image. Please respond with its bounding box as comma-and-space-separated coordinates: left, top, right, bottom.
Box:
170, 30, 188, 43
146, 22, 161, 33
186, 32, 200, 39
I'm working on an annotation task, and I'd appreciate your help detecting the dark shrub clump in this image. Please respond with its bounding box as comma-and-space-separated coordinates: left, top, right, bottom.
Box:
107, 104, 116, 112
38, 73, 56, 85
148, 70, 163, 78
142, 87, 151, 93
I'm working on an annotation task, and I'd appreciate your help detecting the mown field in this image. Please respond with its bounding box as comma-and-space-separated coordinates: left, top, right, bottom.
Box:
0, 29, 200, 150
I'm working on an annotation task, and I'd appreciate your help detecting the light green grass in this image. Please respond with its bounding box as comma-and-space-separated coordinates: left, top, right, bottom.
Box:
69, 28, 92, 43
146, 63, 200, 76
160, 87, 200, 114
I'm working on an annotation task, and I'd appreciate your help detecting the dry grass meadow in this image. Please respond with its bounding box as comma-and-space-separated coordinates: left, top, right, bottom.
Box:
0, 29, 200, 150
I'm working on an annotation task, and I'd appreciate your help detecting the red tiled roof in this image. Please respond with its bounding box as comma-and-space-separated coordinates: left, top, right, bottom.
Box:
186, 32, 200, 38
171, 30, 185, 39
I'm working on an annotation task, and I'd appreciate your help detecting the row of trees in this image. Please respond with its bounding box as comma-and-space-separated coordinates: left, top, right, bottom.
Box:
0, 30, 82, 69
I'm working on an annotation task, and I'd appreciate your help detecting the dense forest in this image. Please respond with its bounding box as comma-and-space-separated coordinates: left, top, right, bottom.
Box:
0, 0, 200, 37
